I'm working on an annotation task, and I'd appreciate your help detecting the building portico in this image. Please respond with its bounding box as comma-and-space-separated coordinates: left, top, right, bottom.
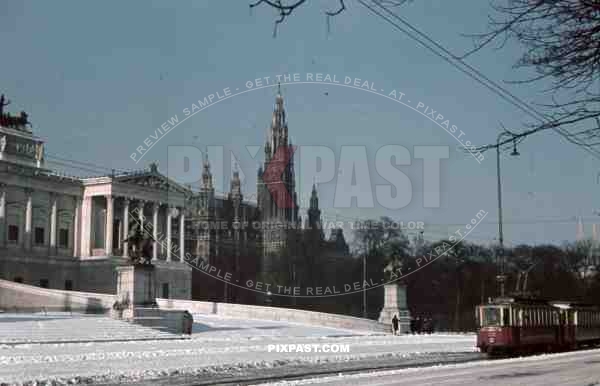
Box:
78, 164, 188, 262
0, 99, 192, 299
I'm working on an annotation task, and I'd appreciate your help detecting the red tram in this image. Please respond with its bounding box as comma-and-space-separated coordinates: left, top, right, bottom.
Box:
476, 296, 600, 355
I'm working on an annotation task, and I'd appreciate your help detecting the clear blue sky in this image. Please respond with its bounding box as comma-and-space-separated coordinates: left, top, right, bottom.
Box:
1, 0, 598, 246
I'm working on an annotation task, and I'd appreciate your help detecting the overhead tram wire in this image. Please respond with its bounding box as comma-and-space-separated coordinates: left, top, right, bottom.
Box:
363, 0, 600, 158
359, 0, 598, 149
45, 152, 129, 175
45, 160, 116, 176
321, 212, 590, 228
318, 209, 589, 240
358, 0, 600, 160
45, 158, 131, 177
43, 154, 149, 177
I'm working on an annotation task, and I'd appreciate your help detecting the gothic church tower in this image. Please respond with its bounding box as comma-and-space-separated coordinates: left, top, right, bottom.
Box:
257, 85, 299, 262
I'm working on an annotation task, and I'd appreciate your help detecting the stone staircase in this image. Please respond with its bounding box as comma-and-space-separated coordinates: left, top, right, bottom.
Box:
0, 312, 188, 345
121, 307, 191, 334
129, 307, 166, 329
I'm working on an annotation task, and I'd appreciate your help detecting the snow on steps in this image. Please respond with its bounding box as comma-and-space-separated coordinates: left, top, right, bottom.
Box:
0, 278, 115, 313
157, 298, 390, 333
0, 312, 189, 345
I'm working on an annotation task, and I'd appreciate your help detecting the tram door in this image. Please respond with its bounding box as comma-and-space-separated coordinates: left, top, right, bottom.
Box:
558, 310, 566, 346
567, 311, 576, 347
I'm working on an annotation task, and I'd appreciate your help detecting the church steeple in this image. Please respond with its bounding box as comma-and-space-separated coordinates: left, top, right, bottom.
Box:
230, 163, 241, 198
274, 82, 285, 124
257, 85, 299, 261
266, 82, 288, 156
308, 182, 321, 233
202, 151, 213, 190
310, 183, 319, 210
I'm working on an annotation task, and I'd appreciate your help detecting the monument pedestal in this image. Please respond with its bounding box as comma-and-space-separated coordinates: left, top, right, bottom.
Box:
111, 264, 193, 334
112, 264, 156, 319
378, 283, 411, 333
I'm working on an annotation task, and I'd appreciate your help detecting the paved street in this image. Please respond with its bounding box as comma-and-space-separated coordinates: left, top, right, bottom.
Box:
260, 348, 600, 386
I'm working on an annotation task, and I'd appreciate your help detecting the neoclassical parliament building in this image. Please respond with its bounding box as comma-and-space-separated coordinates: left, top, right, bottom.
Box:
0, 91, 350, 305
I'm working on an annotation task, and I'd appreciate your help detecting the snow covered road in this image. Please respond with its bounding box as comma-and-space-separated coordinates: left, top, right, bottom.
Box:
258, 348, 600, 386
0, 313, 478, 385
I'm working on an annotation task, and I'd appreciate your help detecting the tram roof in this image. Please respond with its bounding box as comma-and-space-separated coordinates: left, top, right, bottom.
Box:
483, 297, 599, 310
549, 301, 598, 309
485, 296, 550, 305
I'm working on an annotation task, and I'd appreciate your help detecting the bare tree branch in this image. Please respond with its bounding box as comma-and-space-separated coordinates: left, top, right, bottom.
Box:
250, 0, 411, 36
462, 1, 600, 155
325, 0, 346, 16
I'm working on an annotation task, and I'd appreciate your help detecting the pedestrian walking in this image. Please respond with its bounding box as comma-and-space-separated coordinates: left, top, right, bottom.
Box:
423, 317, 434, 334
391, 314, 399, 335
410, 317, 416, 334
422, 317, 431, 334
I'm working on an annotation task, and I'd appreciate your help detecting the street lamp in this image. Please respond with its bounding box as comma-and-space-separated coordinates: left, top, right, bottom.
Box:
510, 140, 520, 157
362, 232, 373, 319
496, 132, 520, 298
363, 252, 367, 318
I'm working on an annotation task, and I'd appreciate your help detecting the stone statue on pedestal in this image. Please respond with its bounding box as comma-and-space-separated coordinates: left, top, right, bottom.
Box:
126, 221, 154, 266
378, 282, 411, 334
0, 94, 10, 116
19, 111, 31, 130
34, 142, 43, 162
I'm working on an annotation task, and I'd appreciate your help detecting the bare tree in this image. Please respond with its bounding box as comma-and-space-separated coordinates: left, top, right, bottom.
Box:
249, 0, 410, 36
468, 1, 600, 153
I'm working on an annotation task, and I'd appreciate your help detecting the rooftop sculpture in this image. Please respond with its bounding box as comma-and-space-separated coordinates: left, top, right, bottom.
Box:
0, 94, 31, 131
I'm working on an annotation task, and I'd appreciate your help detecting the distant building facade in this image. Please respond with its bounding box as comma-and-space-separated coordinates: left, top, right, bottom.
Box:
189, 89, 351, 306
0, 91, 351, 307
0, 96, 192, 298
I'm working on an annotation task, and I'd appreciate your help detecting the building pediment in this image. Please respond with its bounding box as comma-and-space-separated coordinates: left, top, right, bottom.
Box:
113, 170, 191, 195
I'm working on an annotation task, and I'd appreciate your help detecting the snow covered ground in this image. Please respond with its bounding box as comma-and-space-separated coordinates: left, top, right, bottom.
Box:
0, 312, 478, 385
0, 312, 183, 344
256, 348, 600, 386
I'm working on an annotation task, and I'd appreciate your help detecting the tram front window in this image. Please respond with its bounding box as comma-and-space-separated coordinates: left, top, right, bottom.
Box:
481, 307, 502, 327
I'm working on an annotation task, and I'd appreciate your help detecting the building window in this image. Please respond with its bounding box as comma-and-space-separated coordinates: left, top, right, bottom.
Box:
65, 280, 73, 291
59, 228, 69, 248
13, 277, 23, 283
162, 283, 170, 299
39, 279, 49, 288
34, 227, 45, 245
8, 225, 19, 242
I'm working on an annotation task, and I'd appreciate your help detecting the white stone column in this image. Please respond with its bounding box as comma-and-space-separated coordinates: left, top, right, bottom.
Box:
117, 220, 122, 254
152, 202, 159, 260
80, 197, 92, 257
0, 183, 6, 248
49, 193, 57, 254
137, 201, 145, 229
24, 188, 33, 250
166, 206, 173, 262
122, 198, 130, 258
72, 196, 81, 257
105, 195, 114, 256
179, 208, 185, 262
